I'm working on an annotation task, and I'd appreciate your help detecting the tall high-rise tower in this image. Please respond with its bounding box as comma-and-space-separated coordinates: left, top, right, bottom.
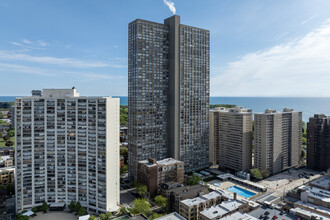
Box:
254, 108, 302, 175
216, 107, 253, 172
128, 15, 210, 179
15, 88, 120, 213
307, 114, 330, 171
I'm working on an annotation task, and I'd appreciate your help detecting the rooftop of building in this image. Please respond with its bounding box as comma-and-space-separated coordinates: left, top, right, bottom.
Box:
0, 167, 15, 172
164, 183, 209, 196
139, 158, 183, 168
299, 185, 330, 202
309, 175, 330, 190
219, 212, 258, 220
200, 191, 223, 200
0, 155, 12, 163
255, 108, 302, 115
199, 204, 228, 219
295, 201, 330, 216
157, 158, 183, 166
290, 207, 330, 219
181, 196, 206, 207
219, 199, 245, 211
211, 107, 252, 114
18, 88, 115, 99
199, 200, 245, 219
154, 212, 186, 220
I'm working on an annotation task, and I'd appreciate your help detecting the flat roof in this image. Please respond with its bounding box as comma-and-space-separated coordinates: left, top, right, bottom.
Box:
295, 201, 330, 216
310, 176, 330, 190
181, 196, 206, 206
290, 207, 330, 220
200, 191, 222, 200
157, 158, 183, 166
154, 212, 186, 220
299, 185, 330, 202
199, 204, 228, 219
220, 212, 258, 220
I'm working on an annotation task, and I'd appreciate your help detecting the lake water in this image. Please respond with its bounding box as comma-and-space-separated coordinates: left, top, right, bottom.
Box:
1, 96, 329, 122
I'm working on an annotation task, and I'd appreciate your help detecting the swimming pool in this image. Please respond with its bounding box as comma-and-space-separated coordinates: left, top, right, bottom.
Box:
226, 186, 256, 198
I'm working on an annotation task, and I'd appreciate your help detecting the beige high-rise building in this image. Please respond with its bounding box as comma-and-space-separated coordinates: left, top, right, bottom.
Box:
254, 109, 302, 175
214, 107, 253, 172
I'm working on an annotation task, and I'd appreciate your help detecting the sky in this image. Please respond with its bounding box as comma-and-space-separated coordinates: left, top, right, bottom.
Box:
1, 0, 330, 97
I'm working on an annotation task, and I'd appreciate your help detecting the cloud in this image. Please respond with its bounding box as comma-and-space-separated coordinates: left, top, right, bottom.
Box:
10, 39, 49, 50
301, 15, 316, 26
211, 19, 330, 97
164, 0, 176, 15
0, 62, 126, 80
0, 50, 126, 68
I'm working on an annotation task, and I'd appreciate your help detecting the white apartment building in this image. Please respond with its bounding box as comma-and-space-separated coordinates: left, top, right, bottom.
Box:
15, 88, 120, 213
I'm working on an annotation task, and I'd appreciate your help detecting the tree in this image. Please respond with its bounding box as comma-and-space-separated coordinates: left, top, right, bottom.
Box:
120, 207, 127, 215
78, 206, 86, 216
31, 207, 37, 213
41, 201, 48, 213
99, 213, 107, 220
136, 184, 148, 196
250, 168, 263, 180
120, 147, 128, 160
131, 198, 151, 215
69, 201, 76, 212
5, 140, 14, 146
75, 201, 82, 213
188, 173, 202, 185
16, 213, 29, 220
7, 130, 14, 137
260, 169, 270, 178
89, 216, 96, 220
154, 195, 167, 208
3, 135, 9, 141
105, 212, 113, 219
149, 213, 165, 220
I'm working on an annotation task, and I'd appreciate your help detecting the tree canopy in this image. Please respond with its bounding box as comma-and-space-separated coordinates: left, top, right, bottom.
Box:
188, 173, 202, 185
131, 198, 151, 215
154, 195, 167, 208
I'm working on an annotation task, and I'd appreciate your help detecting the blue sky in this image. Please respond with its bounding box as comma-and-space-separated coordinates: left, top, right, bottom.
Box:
1, 0, 330, 96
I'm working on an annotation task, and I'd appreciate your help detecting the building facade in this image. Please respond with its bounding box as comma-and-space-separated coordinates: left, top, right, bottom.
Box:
254, 109, 302, 175
159, 183, 210, 212
307, 114, 330, 171
15, 88, 120, 213
138, 158, 184, 197
128, 15, 210, 179
179, 191, 223, 220
209, 109, 220, 166
215, 107, 253, 172
0, 167, 14, 185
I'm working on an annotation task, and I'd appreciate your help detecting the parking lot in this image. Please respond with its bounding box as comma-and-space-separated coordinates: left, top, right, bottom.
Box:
259, 168, 322, 194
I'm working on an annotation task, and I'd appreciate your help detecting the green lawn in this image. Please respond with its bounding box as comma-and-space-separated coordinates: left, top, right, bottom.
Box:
0, 137, 15, 148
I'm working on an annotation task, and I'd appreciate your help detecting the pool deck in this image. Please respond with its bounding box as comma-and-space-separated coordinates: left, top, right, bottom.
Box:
208, 180, 260, 199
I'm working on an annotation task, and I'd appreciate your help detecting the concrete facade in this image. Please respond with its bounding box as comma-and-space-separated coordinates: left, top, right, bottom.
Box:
307, 114, 330, 171
254, 109, 302, 175
128, 15, 210, 179
216, 107, 253, 172
209, 110, 220, 166
15, 88, 120, 213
